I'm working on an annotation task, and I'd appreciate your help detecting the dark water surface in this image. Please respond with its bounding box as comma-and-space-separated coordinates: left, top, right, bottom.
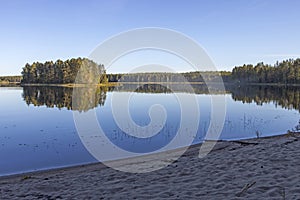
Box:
0, 85, 299, 176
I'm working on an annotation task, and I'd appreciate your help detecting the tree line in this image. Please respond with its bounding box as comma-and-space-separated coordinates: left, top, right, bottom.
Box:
232, 58, 300, 84
18, 57, 300, 85
21, 57, 108, 84
107, 71, 231, 83
0, 76, 22, 84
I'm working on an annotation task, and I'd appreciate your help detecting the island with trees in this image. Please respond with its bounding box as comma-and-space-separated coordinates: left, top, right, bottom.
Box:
20, 57, 108, 85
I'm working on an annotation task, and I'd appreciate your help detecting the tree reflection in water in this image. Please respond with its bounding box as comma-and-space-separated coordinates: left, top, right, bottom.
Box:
22, 86, 107, 112
22, 84, 300, 112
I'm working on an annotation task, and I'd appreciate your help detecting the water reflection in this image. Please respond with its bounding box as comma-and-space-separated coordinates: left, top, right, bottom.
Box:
229, 85, 300, 112
22, 86, 107, 111
22, 84, 300, 112
114, 83, 225, 94
1, 85, 299, 176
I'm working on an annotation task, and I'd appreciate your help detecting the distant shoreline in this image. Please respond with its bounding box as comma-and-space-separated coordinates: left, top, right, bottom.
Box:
20, 82, 119, 88
2, 81, 300, 87
17, 82, 300, 87
0, 82, 20, 87
20, 81, 207, 87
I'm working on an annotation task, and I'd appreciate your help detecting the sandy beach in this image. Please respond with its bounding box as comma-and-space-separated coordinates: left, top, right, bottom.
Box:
1, 133, 300, 199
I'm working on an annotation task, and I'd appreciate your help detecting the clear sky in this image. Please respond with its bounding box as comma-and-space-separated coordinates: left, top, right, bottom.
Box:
1, 0, 300, 75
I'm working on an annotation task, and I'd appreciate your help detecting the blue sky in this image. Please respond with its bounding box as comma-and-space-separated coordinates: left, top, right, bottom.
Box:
1, 0, 300, 75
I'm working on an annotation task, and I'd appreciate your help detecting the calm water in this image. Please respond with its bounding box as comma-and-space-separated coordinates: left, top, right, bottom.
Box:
0, 85, 299, 176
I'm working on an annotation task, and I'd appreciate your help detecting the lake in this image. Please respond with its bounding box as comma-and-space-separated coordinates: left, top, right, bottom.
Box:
0, 84, 299, 176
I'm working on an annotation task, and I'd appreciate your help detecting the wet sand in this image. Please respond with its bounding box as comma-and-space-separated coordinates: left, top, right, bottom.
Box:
1, 133, 300, 199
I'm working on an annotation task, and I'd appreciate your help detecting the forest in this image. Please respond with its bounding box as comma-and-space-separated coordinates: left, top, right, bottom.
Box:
21, 57, 108, 84
232, 58, 300, 84
17, 57, 300, 85
106, 71, 231, 83
0, 75, 22, 84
